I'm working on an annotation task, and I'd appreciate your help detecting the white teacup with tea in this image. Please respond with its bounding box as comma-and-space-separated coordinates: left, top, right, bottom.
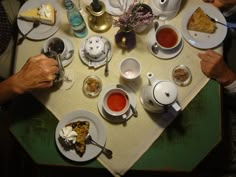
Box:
155, 24, 182, 51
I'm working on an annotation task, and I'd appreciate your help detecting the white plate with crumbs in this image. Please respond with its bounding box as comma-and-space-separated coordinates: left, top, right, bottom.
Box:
181, 3, 227, 49
172, 65, 192, 87
17, 0, 62, 40
55, 110, 106, 162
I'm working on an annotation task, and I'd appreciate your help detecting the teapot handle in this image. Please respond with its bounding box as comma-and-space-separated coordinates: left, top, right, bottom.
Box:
169, 102, 181, 117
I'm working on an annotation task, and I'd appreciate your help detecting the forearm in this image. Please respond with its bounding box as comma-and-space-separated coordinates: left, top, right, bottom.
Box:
0, 75, 24, 105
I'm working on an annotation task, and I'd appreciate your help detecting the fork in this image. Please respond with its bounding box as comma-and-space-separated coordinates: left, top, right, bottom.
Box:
86, 134, 113, 159
207, 14, 236, 29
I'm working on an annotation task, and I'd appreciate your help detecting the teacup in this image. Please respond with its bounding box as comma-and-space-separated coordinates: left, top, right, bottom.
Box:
44, 37, 72, 60
103, 88, 130, 119
120, 57, 141, 80
155, 24, 182, 50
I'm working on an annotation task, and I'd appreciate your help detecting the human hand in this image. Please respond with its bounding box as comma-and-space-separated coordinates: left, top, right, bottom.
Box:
202, 0, 236, 8
13, 54, 59, 93
198, 50, 236, 86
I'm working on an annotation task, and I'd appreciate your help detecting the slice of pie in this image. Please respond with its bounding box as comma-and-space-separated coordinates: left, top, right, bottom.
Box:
19, 3, 56, 25
67, 121, 90, 157
187, 7, 216, 33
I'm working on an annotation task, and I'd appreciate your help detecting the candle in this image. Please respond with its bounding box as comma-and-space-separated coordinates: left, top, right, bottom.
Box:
92, 0, 101, 11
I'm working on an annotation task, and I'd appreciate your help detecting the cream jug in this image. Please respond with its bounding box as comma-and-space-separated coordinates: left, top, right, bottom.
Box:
149, 0, 182, 20
140, 72, 181, 115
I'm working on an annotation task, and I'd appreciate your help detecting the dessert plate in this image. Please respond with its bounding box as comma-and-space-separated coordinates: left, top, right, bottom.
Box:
55, 110, 106, 162
104, 0, 134, 16
17, 0, 62, 40
181, 3, 227, 49
79, 35, 112, 68
147, 27, 184, 59
97, 84, 136, 123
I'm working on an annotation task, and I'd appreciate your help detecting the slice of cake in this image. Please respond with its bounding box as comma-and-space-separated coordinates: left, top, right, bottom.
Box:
19, 3, 56, 25
187, 7, 216, 33
67, 121, 90, 157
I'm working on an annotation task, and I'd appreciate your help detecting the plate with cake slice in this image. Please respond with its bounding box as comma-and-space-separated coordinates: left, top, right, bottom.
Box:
181, 3, 227, 49
17, 0, 62, 40
55, 110, 106, 162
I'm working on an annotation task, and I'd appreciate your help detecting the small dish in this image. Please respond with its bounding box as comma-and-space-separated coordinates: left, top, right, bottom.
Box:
97, 84, 136, 123
83, 75, 102, 98
79, 35, 112, 68
172, 65, 192, 86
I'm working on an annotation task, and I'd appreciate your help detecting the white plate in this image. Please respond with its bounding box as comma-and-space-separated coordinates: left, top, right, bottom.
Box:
43, 37, 74, 67
17, 0, 62, 40
104, 0, 134, 16
181, 3, 227, 49
55, 110, 106, 162
147, 27, 184, 59
79, 35, 112, 68
97, 84, 136, 123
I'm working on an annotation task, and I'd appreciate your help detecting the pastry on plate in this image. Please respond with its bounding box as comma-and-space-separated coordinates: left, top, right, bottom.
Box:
19, 3, 56, 25
67, 121, 90, 157
187, 7, 216, 33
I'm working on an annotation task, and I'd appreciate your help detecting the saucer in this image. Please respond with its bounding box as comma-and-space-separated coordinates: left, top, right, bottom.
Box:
79, 35, 112, 69
43, 37, 74, 67
104, 0, 134, 16
146, 27, 184, 59
97, 84, 136, 123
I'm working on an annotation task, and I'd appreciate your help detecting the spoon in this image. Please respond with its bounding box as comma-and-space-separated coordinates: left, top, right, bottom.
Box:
86, 134, 113, 159
104, 48, 110, 77
17, 20, 40, 45
151, 20, 159, 54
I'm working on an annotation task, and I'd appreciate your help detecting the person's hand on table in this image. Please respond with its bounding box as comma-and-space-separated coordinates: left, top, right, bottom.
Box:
202, 0, 236, 8
0, 54, 59, 105
198, 50, 236, 86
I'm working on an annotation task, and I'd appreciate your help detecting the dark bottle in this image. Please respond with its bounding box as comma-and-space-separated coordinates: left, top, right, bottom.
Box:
64, 0, 88, 38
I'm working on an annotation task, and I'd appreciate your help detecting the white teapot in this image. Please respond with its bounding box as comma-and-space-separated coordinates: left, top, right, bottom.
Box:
140, 72, 181, 115
149, 0, 182, 20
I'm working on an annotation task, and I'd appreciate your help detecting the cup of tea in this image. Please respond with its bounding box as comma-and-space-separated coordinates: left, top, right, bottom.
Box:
44, 37, 72, 60
103, 88, 130, 119
155, 24, 182, 50
120, 57, 141, 80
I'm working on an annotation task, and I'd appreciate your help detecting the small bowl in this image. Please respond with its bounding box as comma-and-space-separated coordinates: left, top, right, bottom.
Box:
172, 65, 192, 86
83, 75, 102, 98
120, 57, 141, 80
103, 88, 130, 119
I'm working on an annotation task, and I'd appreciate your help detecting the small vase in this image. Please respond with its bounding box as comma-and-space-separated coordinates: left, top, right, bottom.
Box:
115, 29, 136, 50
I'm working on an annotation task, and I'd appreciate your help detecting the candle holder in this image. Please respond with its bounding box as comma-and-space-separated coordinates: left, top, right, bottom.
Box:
86, 1, 113, 33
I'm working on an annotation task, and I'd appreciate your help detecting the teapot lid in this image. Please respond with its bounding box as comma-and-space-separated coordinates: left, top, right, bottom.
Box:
153, 81, 178, 105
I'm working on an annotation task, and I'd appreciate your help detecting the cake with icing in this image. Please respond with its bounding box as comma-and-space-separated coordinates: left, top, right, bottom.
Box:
19, 3, 56, 25
84, 36, 106, 61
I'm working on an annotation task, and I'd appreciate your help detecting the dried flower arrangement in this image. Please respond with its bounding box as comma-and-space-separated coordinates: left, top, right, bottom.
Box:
113, 2, 155, 32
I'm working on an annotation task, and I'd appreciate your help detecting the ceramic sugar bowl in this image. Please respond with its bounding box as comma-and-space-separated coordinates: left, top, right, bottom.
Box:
140, 72, 181, 115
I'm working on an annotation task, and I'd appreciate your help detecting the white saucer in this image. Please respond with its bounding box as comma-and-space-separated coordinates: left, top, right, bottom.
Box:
62, 38, 74, 67
97, 84, 136, 123
79, 35, 112, 69
104, 0, 134, 16
43, 37, 74, 67
146, 27, 184, 59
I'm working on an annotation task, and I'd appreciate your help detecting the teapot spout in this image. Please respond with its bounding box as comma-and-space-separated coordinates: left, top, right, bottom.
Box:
147, 72, 160, 86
